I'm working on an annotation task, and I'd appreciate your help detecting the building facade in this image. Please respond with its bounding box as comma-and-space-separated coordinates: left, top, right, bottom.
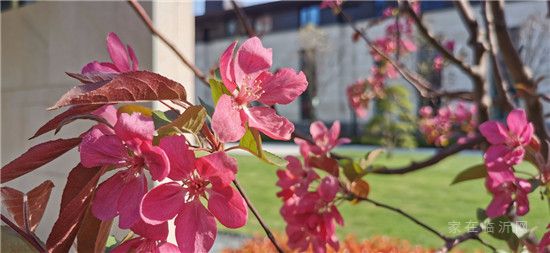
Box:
195, 1, 550, 134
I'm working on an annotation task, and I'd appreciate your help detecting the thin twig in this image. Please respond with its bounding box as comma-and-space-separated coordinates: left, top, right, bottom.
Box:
403, 1, 475, 76
370, 136, 484, 174
1, 214, 46, 252
127, 0, 210, 87
230, 0, 256, 38
232, 179, 284, 253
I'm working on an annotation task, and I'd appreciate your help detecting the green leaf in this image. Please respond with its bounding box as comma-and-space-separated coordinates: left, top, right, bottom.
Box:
450, 164, 487, 185
236, 126, 288, 167
157, 105, 206, 137
104, 235, 118, 252
209, 78, 231, 105
477, 208, 520, 251
152, 110, 172, 129
341, 159, 363, 181
359, 149, 384, 169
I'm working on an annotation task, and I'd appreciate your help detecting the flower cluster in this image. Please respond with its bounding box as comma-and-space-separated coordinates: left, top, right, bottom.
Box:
346, 4, 419, 118
433, 40, 455, 72
479, 109, 534, 218
277, 121, 349, 252
418, 102, 477, 147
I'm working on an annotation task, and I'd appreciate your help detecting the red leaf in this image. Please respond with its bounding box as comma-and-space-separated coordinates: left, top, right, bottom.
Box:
1, 180, 55, 232
30, 105, 103, 139
1, 138, 81, 184
65, 72, 117, 84
76, 207, 112, 253
49, 71, 187, 110
46, 164, 106, 253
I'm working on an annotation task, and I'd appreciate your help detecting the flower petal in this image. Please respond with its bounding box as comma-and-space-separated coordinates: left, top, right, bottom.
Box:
127, 45, 139, 71
157, 241, 181, 253
175, 200, 217, 253
506, 109, 528, 137
159, 136, 195, 180
140, 142, 170, 181
258, 68, 308, 105
208, 186, 247, 228
196, 152, 237, 186
318, 176, 339, 202
80, 128, 127, 168
92, 105, 118, 128
220, 41, 238, 92
131, 218, 169, 241
246, 106, 294, 140
118, 173, 147, 229
479, 121, 508, 145
106, 32, 130, 72
114, 112, 155, 143
81, 61, 118, 75
310, 121, 329, 144
484, 145, 512, 170
234, 37, 272, 86
92, 172, 125, 221
141, 182, 185, 225
212, 95, 245, 143
110, 238, 144, 253
486, 191, 512, 218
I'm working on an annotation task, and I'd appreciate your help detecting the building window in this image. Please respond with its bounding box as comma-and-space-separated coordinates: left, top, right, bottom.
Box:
300, 6, 320, 27
255, 15, 273, 35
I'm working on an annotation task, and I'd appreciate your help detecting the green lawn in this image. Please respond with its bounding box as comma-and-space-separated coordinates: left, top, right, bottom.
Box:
224, 149, 548, 252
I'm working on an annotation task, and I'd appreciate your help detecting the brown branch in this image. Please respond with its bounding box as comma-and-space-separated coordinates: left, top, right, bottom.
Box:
230, 0, 256, 38
354, 197, 496, 253
370, 135, 484, 174
403, 1, 475, 76
127, 0, 210, 87
1, 214, 46, 252
453, 0, 491, 123
232, 179, 284, 253
481, 1, 515, 113
488, 0, 549, 153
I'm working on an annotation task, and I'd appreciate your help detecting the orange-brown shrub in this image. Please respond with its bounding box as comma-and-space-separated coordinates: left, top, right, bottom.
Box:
223, 235, 484, 253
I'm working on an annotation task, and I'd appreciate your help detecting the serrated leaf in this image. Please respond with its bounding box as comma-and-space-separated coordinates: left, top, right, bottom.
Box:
262, 150, 288, 167
30, 104, 103, 139
1, 138, 81, 184
76, 205, 112, 253
50, 71, 187, 110
209, 78, 231, 105
1, 180, 54, 232
451, 164, 487, 185
157, 105, 206, 136
118, 104, 153, 117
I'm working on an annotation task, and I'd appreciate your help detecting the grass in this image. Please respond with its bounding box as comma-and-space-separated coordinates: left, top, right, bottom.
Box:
223, 149, 548, 252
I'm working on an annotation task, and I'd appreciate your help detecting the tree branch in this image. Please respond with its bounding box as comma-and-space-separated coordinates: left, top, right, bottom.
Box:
232, 179, 284, 253
127, 0, 210, 87
370, 136, 484, 174
230, 0, 256, 38
488, 0, 549, 153
481, 1, 516, 113
403, 1, 475, 76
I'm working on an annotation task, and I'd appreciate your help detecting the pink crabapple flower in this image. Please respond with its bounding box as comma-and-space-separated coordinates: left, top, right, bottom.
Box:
294, 121, 350, 176
211, 37, 308, 143
485, 170, 531, 218
346, 80, 370, 118
276, 156, 319, 200
433, 55, 444, 71
418, 102, 477, 147
540, 224, 550, 253
111, 219, 179, 253
140, 136, 247, 253
79, 106, 170, 229
81, 32, 139, 75
280, 175, 343, 253
320, 0, 343, 9
479, 109, 534, 169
